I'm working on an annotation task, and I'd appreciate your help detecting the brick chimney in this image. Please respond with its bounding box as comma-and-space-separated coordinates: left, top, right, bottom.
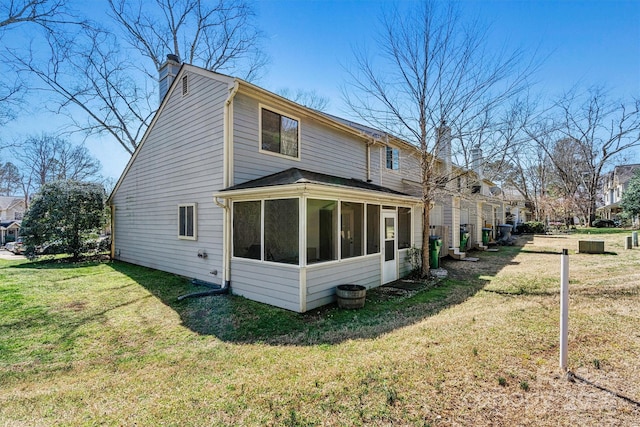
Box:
158, 54, 181, 104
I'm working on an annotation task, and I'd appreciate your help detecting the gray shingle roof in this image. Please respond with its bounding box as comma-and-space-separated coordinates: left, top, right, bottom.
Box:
221, 168, 411, 196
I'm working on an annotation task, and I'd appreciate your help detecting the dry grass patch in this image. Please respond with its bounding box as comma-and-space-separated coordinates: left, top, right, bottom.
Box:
1, 232, 639, 425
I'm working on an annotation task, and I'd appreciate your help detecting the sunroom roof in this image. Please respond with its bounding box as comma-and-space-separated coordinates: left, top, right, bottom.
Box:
221, 168, 410, 196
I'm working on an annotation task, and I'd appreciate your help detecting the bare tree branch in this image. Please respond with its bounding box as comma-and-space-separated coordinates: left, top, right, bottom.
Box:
343, 1, 539, 275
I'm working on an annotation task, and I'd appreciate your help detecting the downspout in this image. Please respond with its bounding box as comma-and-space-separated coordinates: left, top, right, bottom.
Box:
219, 80, 240, 290
366, 140, 371, 182
110, 205, 115, 259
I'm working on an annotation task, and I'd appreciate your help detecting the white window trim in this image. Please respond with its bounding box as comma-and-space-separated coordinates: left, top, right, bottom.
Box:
258, 103, 301, 161
385, 146, 400, 172
178, 203, 197, 240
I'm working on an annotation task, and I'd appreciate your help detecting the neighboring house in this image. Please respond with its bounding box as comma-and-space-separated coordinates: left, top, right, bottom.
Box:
597, 164, 640, 223
108, 57, 507, 312
501, 187, 532, 230
0, 196, 25, 246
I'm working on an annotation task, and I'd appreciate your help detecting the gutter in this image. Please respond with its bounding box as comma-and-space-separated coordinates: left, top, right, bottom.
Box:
218, 81, 240, 290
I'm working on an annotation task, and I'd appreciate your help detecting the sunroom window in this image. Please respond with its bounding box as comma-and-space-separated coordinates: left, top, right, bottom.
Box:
233, 199, 299, 264
261, 108, 299, 158
398, 207, 411, 249
264, 199, 299, 264
307, 199, 337, 263
366, 204, 380, 254
340, 202, 364, 259
233, 201, 261, 259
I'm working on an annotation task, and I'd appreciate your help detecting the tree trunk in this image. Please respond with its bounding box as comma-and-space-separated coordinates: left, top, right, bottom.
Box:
422, 199, 431, 277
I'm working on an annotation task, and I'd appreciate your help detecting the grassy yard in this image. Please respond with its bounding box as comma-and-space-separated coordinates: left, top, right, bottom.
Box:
1, 231, 639, 425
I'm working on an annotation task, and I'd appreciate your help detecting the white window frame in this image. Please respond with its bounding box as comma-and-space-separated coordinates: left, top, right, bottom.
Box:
258, 104, 301, 161
385, 146, 400, 171
178, 203, 197, 240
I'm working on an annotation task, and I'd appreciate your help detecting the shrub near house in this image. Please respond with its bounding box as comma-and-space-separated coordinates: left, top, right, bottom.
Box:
20, 180, 106, 259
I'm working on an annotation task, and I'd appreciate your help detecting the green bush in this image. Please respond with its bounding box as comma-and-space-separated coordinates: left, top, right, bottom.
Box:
518, 221, 546, 234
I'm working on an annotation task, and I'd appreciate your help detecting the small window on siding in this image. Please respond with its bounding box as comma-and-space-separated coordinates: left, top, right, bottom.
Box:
261, 107, 299, 158
182, 75, 189, 96
386, 147, 399, 170
178, 203, 197, 240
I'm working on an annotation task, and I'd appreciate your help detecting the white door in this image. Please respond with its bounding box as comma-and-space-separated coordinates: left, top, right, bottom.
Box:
382, 211, 398, 283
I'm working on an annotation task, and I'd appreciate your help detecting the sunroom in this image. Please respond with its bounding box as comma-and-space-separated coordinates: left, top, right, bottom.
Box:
214, 168, 422, 312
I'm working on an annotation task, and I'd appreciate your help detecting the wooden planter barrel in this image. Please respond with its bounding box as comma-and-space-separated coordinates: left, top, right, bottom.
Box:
336, 284, 366, 309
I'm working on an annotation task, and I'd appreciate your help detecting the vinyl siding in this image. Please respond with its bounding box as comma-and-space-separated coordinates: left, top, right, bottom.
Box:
230, 259, 300, 311
381, 148, 422, 195
111, 72, 229, 284
231, 93, 368, 185
398, 249, 413, 277
306, 255, 381, 311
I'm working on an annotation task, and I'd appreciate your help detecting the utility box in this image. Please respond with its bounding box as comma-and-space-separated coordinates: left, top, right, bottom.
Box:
577, 240, 604, 254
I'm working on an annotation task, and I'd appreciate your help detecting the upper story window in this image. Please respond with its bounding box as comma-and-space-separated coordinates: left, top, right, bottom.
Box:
261, 107, 299, 158
386, 147, 399, 170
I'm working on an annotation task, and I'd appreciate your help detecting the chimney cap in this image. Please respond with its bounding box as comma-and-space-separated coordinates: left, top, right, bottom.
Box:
167, 53, 180, 63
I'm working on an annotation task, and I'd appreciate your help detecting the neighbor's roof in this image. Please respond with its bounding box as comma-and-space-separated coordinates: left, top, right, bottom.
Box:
0, 220, 20, 228
613, 164, 640, 183
220, 167, 411, 197
0, 196, 24, 210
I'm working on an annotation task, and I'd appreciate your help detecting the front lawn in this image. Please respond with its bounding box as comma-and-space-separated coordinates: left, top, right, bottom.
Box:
1, 232, 639, 425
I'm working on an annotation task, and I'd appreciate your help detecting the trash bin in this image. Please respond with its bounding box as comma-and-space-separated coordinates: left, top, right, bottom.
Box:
482, 228, 492, 246
429, 235, 443, 269
498, 224, 513, 242
460, 227, 470, 251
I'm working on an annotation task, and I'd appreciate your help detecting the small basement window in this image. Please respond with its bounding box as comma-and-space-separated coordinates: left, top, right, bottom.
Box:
178, 203, 197, 240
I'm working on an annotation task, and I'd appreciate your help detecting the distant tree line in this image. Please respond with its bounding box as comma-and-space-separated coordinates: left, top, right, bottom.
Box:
0, 134, 103, 203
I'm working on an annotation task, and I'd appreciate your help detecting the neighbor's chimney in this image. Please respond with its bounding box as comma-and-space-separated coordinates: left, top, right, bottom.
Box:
471, 144, 483, 180
158, 54, 181, 104
436, 122, 452, 167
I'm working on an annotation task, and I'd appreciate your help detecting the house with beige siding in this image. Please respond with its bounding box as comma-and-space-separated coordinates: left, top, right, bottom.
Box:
108, 57, 506, 312
597, 164, 640, 224
0, 196, 25, 246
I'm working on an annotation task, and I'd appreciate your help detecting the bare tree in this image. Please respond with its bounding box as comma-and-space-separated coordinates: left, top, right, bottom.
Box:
15, 27, 156, 155
0, 0, 73, 31
343, 1, 536, 275
0, 0, 80, 130
12, 0, 267, 155
532, 87, 640, 224
108, 0, 268, 81
18, 134, 102, 203
276, 88, 330, 111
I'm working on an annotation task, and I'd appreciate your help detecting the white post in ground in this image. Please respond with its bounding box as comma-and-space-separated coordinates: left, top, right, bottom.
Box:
633, 231, 638, 247
560, 248, 569, 372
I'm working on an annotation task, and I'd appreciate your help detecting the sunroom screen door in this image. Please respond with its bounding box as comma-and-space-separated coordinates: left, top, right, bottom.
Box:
382, 212, 398, 283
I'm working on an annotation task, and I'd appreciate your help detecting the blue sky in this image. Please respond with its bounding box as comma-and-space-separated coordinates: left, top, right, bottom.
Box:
3, 0, 640, 181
